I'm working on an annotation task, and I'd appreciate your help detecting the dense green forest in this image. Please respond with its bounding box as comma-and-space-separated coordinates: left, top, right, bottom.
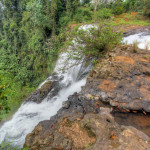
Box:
0, 0, 150, 120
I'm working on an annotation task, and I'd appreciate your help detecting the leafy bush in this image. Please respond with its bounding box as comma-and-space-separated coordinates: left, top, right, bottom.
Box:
74, 7, 92, 23
144, 0, 150, 17
0, 77, 10, 120
95, 8, 113, 20
59, 14, 71, 27
124, 0, 145, 12
72, 23, 122, 58
112, 0, 124, 15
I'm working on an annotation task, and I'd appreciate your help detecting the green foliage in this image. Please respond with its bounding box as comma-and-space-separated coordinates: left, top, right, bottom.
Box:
82, 0, 90, 6
0, 140, 28, 150
59, 13, 71, 27
123, 0, 150, 16
95, 8, 113, 20
144, 0, 150, 17
0, 0, 80, 119
72, 23, 122, 58
124, 0, 144, 12
112, 0, 124, 15
26, 0, 50, 28
74, 7, 93, 23
0, 77, 10, 120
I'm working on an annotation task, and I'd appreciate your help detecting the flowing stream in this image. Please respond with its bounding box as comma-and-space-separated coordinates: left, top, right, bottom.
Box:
123, 32, 150, 50
0, 47, 92, 148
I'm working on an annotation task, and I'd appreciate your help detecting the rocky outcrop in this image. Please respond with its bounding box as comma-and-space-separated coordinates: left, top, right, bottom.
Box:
123, 26, 150, 37
24, 93, 99, 149
25, 44, 150, 149
82, 45, 150, 112
25, 81, 53, 103
25, 106, 150, 150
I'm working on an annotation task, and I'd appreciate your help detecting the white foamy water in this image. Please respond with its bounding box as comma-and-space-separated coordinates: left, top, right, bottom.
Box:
123, 32, 150, 50
0, 48, 91, 148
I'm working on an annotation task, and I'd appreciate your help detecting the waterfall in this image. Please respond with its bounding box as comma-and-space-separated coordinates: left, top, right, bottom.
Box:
0, 47, 92, 148
1, 24, 149, 149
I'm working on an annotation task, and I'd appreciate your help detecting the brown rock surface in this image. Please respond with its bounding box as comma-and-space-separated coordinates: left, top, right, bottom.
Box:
82, 45, 150, 112
25, 108, 150, 150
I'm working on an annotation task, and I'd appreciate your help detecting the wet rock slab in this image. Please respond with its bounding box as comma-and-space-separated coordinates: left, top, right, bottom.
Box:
123, 26, 150, 37
25, 81, 53, 103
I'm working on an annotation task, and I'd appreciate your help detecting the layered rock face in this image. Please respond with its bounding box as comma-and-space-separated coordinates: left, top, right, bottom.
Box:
25, 45, 150, 150
83, 45, 150, 112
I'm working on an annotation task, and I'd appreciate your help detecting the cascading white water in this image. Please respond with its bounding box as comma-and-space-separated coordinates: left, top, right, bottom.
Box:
0, 24, 96, 148
0, 47, 91, 148
123, 32, 150, 50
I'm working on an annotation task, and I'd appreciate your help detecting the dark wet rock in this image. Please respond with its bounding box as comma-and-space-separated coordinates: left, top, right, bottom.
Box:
25, 74, 64, 103
25, 81, 53, 103
123, 26, 150, 37
47, 80, 62, 100
76, 61, 93, 81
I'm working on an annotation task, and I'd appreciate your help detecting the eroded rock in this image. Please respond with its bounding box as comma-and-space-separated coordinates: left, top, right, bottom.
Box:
81, 45, 150, 112
25, 81, 53, 103
25, 107, 150, 150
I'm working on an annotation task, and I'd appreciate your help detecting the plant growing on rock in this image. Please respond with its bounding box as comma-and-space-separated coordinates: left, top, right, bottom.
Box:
71, 22, 122, 59
133, 40, 139, 53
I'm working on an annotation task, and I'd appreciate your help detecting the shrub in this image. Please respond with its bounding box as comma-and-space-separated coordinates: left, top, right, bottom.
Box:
59, 15, 70, 27
74, 7, 93, 23
95, 8, 113, 20
144, 0, 150, 17
133, 40, 139, 53
112, 0, 124, 15
71, 22, 122, 58
0, 77, 10, 120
